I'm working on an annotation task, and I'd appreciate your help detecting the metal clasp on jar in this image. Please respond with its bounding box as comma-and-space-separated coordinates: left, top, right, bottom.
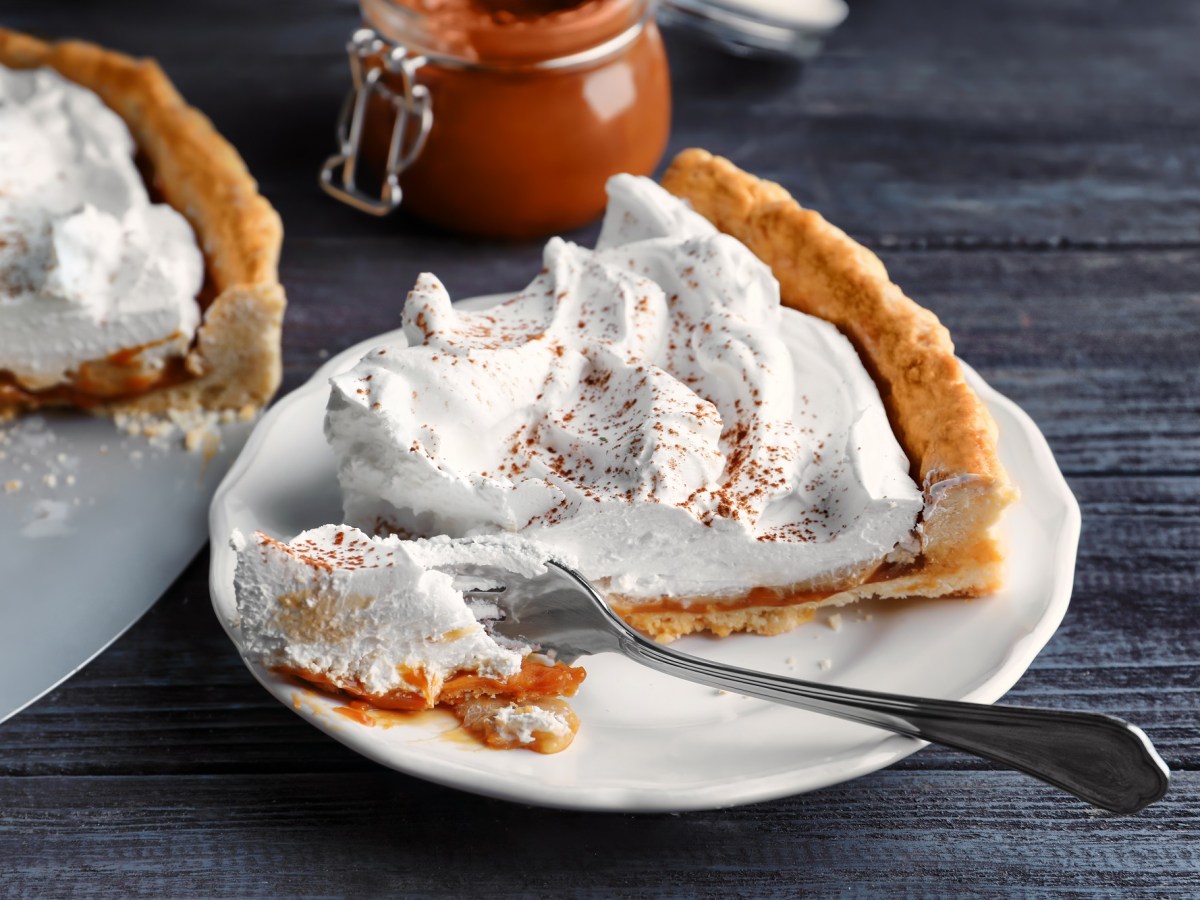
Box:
319, 28, 432, 216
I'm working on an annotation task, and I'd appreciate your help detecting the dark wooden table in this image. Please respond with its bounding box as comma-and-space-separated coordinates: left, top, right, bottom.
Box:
3, 0, 1198, 895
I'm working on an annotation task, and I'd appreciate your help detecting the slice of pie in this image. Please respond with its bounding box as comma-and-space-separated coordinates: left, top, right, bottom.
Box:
0, 28, 284, 421
318, 157, 1016, 642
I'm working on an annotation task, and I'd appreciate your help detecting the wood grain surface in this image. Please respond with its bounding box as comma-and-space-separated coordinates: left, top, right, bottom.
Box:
2, 0, 1198, 896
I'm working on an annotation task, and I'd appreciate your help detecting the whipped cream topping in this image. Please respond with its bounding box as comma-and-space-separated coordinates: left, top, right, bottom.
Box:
0, 66, 203, 390
326, 176, 923, 602
231, 525, 550, 700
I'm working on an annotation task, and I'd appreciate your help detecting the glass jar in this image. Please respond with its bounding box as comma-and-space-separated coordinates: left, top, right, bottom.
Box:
321, 0, 672, 239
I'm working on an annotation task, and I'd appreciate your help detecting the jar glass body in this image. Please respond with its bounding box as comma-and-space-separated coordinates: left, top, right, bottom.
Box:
357, 0, 671, 238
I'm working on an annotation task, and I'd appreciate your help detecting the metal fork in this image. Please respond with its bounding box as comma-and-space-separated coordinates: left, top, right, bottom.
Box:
467, 560, 1169, 814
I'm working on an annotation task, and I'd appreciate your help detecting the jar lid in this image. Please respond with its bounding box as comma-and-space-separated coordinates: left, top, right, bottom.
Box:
659, 0, 847, 59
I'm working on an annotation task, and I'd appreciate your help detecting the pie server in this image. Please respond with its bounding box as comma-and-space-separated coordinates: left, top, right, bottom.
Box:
0, 413, 253, 725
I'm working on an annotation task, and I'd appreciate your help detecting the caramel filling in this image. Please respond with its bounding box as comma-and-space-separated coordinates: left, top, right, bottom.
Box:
283, 657, 586, 754
604, 558, 922, 618
275, 657, 584, 712
0, 332, 199, 412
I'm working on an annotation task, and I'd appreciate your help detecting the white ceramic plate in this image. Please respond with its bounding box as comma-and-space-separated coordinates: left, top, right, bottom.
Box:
209, 295, 1080, 812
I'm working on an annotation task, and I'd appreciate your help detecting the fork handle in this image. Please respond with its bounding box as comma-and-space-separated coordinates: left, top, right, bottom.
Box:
620, 636, 1169, 814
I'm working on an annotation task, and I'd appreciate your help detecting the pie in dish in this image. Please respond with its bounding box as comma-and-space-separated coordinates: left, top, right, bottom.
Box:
0, 28, 284, 421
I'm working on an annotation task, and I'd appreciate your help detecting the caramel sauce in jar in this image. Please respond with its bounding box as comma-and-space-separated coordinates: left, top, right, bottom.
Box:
337, 0, 671, 237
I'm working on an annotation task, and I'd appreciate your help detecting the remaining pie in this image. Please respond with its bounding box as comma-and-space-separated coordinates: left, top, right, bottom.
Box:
0, 28, 284, 421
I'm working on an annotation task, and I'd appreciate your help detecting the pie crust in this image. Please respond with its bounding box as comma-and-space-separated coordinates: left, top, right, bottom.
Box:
0, 28, 285, 420
617, 149, 1020, 641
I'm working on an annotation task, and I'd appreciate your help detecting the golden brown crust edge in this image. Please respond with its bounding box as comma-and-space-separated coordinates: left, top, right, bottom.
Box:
637, 148, 1018, 642
0, 28, 285, 417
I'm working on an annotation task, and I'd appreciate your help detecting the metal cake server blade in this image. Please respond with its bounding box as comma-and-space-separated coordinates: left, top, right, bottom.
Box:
0, 412, 253, 725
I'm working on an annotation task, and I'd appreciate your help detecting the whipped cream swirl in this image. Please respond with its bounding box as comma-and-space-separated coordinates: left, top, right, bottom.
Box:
326, 176, 922, 601
0, 66, 203, 390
